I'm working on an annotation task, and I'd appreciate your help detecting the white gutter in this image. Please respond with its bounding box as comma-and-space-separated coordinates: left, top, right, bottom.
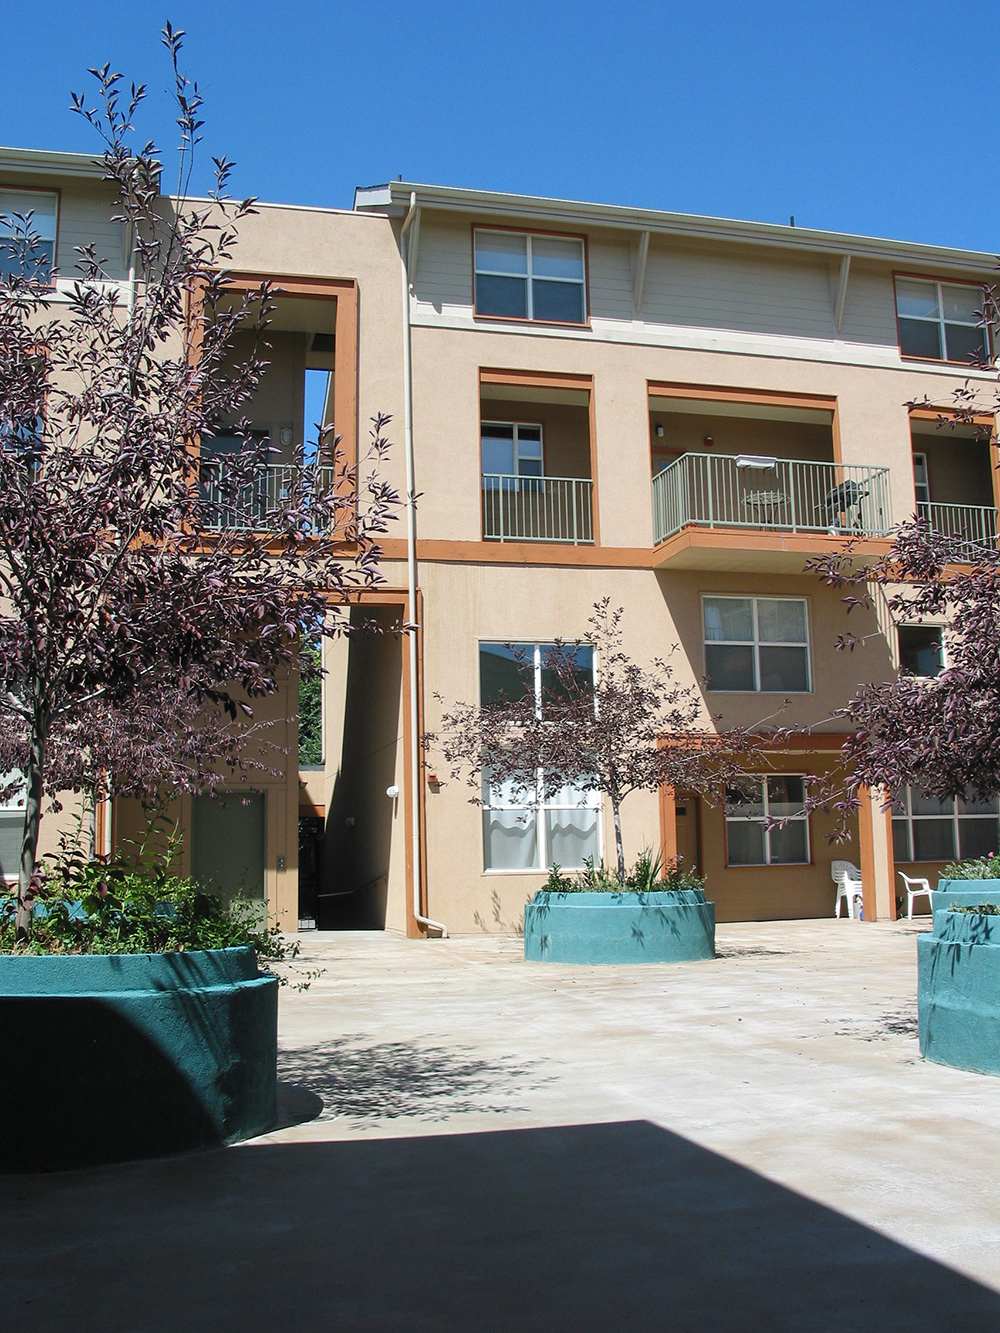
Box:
400, 191, 447, 938
358, 181, 999, 275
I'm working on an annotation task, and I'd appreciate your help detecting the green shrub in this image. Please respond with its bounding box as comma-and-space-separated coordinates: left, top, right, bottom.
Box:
542, 849, 704, 895
0, 815, 301, 977
943, 853, 1000, 881
951, 903, 1000, 916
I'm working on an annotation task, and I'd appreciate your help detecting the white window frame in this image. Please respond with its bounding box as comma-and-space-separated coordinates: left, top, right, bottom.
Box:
0, 188, 59, 282
473, 229, 587, 324
892, 788, 1000, 864
480, 420, 545, 480
897, 622, 945, 677
479, 641, 602, 872
725, 775, 811, 866
702, 595, 812, 694
0, 770, 27, 886
912, 452, 930, 506
895, 277, 990, 363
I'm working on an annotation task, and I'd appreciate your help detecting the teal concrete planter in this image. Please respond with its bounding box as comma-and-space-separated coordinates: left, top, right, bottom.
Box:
524, 889, 715, 964
919, 895, 1000, 1077
0, 946, 278, 1170
932, 880, 1000, 934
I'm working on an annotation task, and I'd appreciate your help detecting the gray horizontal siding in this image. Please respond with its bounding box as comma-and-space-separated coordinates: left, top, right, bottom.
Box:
410, 211, 901, 349
56, 184, 127, 281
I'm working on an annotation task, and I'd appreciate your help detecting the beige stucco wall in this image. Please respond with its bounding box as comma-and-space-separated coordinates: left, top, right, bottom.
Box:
409, 322, 997, 551
417, 558, 889, 934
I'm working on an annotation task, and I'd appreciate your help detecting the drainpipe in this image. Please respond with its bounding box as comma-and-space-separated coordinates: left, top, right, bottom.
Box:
400, 191, 447, 938
126, 220, 136, 318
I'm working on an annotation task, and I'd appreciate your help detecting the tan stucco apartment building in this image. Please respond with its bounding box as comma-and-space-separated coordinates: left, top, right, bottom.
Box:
3, 147, 998, 935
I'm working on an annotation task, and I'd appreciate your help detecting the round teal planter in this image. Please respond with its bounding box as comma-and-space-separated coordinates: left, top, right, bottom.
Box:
524, 888, 715, 964
0, 946, 278, 1170
919, 893, 1000, 1077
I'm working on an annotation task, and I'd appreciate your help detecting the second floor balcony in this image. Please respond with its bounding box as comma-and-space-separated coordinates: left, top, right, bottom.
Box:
202, 461, 339, 533
652, 453, 893, 570
482, 473, 595, 545
918, 501, 998, 560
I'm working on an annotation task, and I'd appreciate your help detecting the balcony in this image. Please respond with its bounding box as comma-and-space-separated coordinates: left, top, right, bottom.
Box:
203, 462, 338, 532
918, 501, 997, 560
482, 474, 594, 545
652, 453, 893, 571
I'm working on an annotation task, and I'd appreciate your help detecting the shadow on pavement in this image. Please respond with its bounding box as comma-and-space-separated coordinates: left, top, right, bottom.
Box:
2, 1119, 997, 1331
277, 1037, 541, 1122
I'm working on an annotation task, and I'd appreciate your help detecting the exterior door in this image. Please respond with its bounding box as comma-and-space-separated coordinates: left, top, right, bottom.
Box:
192, 792, 265, 902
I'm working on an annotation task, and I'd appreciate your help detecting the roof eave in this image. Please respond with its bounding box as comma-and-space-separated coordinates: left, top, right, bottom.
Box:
354, 180, 999, 275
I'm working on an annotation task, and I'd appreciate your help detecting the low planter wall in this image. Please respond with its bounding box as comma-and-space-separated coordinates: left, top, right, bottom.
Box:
932, 880, 1000, 934
524, 888, 715, 964
0, 946, 278, 1170
919, 897, 1000, 1077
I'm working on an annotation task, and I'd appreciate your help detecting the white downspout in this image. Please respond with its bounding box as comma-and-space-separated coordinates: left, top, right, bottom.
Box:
401, 191, 447, 938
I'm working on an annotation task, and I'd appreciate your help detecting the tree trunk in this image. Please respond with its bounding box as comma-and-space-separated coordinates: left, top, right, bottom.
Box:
15, 711, 48, 942
612, 794, 625, 884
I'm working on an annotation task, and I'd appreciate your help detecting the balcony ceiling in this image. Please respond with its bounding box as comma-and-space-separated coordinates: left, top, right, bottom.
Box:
648, 396, 832, 425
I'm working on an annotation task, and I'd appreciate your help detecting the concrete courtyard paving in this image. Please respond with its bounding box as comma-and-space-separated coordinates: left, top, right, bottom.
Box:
4, 917, 1000, 1330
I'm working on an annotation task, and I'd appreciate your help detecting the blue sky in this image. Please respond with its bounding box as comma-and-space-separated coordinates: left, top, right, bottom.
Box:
4, 2, 998, 252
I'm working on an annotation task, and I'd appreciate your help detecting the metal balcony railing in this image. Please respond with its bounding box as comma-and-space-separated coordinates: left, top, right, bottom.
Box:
202, 462, 339, 532
482, 474, 594, 544
652, 453, 893, 545
918, 501, 998, 559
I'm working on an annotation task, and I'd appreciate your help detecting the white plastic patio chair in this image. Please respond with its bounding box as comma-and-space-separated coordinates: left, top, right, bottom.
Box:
831, 860, 864, 919
898, 871, 933, 920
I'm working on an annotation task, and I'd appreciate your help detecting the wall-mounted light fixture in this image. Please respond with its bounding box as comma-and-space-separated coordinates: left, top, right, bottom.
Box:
654, 423, 664, 438
703, 435, 714, 449
279, 426, 293, 447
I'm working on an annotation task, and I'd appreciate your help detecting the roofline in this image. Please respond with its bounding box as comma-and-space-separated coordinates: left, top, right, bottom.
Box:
354, 181, 999, 274
0, 146, 114, 181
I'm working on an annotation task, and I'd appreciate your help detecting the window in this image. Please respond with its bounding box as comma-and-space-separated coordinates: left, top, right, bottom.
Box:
895, 278, 990, 364
474, 230, 586, 324
0, 189, 57, 284
725, 776, 810, 866
0, 771, 26, 884
479, 642, 600, 871
912, 453, 930, 506
703, 596, 810, 692
892, 788, 999, 863
481, 422, 544, 485
898, 624, 943, 677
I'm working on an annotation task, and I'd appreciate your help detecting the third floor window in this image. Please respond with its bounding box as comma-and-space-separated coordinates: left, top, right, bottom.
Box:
895, 277, 989, 364
474, 229, 586, 325
0, 188, 57, 284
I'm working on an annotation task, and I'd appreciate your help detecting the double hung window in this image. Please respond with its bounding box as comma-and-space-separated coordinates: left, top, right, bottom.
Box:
481, 422, 543, 489
892, 788, 999, 863
0, 189, 57, 284
474, 230, 587, 324
0, 772, 26, 884
480, 642, 600, 871
725, 776, 810, 866
895, 278, 990, 364
703, 596, 810, 692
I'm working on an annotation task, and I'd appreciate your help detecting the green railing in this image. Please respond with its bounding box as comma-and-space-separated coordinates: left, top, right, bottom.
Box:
202, 463, 338, 531
482, 474, 594, 544
652, 453, 892, 544
918, 501, 998, 559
